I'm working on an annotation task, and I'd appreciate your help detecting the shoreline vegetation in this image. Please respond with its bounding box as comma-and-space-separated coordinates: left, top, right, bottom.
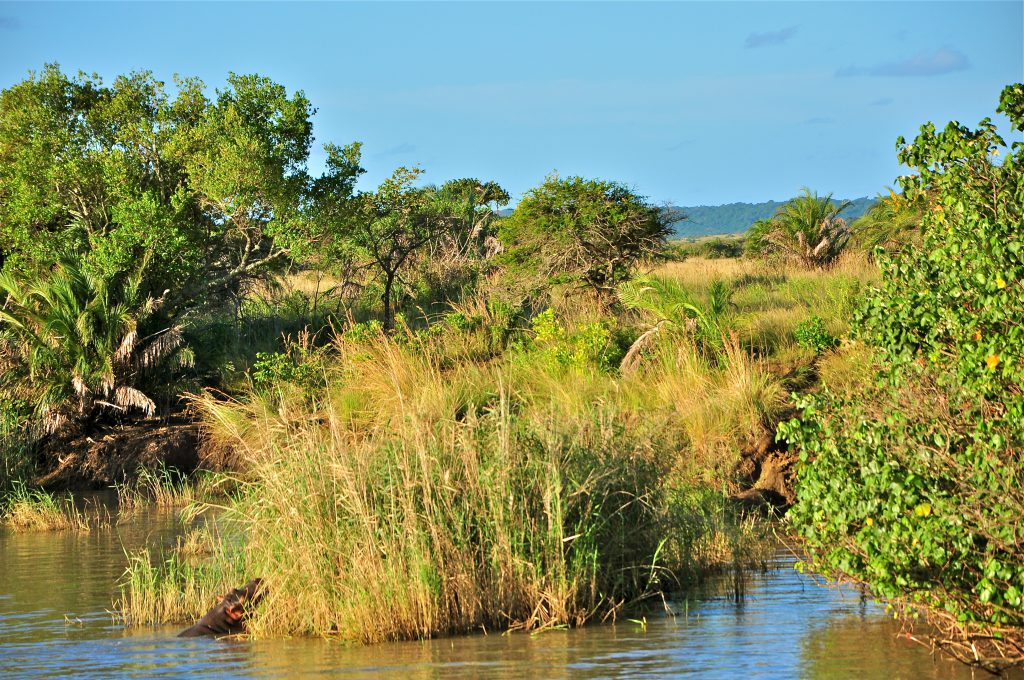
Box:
117, 253, 870, 641
0, 65, 1020, 671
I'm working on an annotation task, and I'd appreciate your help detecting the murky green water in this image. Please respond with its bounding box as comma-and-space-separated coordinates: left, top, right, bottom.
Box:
0, 499, 1008, 679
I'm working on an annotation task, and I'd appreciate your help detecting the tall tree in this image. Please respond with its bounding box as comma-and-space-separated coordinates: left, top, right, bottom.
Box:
347, 168, 449, 330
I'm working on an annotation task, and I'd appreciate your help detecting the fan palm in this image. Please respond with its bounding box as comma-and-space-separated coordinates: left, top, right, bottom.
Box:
851, 189, 926, 252
0, 255, 189, 435
747, 188, 852, 268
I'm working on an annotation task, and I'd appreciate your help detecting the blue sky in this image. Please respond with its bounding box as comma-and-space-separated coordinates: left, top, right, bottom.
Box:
0, 1, 1021, 205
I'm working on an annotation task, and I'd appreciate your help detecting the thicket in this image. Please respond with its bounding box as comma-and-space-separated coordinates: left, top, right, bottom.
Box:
781, 84, 1024, 670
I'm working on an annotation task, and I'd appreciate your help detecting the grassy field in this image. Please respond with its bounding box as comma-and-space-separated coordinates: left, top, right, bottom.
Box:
119, 253, 878, 642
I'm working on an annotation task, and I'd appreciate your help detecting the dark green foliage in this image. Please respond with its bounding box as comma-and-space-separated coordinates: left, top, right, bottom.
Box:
700, 237, 745, 259
0, 398, 33, 493
783, 84, 1024, 629
499, 174, 671, 296
0, 64, 319, 312
672, 236, 745, 259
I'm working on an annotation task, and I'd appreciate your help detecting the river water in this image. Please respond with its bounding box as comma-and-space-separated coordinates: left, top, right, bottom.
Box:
0, 503, 1006, 679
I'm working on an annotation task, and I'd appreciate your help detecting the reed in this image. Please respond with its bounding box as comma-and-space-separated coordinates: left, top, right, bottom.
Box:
3, 482, 90, 532
116, 467, 234, 512
122, 332, 774, 641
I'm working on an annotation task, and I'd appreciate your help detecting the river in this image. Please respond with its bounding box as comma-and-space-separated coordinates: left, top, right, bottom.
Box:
0, 501, 1005, 679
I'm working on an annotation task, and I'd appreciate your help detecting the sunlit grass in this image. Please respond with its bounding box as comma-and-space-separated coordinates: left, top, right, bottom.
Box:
2, 482, 91, 532
116, 466, 235, 512
120, 252, 876, 642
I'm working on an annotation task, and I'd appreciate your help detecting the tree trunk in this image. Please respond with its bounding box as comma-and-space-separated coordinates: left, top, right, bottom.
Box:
382, 270, 395, 331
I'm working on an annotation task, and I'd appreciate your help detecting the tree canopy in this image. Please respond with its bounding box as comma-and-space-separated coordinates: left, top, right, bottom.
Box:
0, 64, 320, 310
499, 174, 670, 296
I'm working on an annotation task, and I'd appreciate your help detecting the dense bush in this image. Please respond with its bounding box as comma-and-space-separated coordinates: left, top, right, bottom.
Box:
783, 85, 1024, 634
498, 174, 671, 296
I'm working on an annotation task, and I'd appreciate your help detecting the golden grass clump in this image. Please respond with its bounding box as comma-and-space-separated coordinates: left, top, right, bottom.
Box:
3, 483, 91, 532
122, 329, 774, 642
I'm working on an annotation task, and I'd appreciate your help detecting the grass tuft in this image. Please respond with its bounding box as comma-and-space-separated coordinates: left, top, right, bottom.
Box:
3, 482, 91, 532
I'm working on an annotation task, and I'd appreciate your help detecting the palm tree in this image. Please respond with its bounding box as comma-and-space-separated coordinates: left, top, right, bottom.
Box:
851, 189, 926, 252
747, 189, 852, 268
0, 255, 190, 436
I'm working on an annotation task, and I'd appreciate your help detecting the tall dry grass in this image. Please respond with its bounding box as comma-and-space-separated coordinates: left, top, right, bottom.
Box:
122, 329, 774, 641
121, 253, 878, 642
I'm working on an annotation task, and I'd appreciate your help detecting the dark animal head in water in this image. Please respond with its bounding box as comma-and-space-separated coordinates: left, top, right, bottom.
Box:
177, 578, 265, 638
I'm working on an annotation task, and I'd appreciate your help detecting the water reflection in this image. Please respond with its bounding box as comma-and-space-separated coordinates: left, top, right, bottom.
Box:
0, 506, 1011, 679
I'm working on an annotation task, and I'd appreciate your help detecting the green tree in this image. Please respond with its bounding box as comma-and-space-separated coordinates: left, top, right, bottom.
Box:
0, 65, 319, 312
433, 178, 510, 258
346, 168, 450, 330
499, 174, 670, 296
745, 189, 852, 267
303, 141, 366, 286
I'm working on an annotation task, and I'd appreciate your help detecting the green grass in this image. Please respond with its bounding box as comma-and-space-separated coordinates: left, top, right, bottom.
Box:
115, 466, 235, 512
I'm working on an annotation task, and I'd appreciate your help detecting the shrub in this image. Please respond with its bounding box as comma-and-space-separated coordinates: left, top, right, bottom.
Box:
498, 174, 671, 297
793, 316, 838, 353
782, 84, 1024, 656
529, 308, 625, 372
699, 237, 744, 259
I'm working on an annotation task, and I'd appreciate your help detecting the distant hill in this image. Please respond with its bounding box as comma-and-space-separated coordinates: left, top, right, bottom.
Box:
666, 197, 876, 239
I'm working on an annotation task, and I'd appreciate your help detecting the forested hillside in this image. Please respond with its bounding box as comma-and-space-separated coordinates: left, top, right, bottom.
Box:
668, 196, 876, 237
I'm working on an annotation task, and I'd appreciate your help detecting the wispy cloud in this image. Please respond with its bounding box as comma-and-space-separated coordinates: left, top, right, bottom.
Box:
745, 26, 797, 48
869, 97, 894, 107
0, 16, 19, 31
837, 47, 970, 77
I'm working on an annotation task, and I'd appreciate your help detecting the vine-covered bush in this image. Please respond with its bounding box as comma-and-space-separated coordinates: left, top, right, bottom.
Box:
782, 84, 1024, 630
